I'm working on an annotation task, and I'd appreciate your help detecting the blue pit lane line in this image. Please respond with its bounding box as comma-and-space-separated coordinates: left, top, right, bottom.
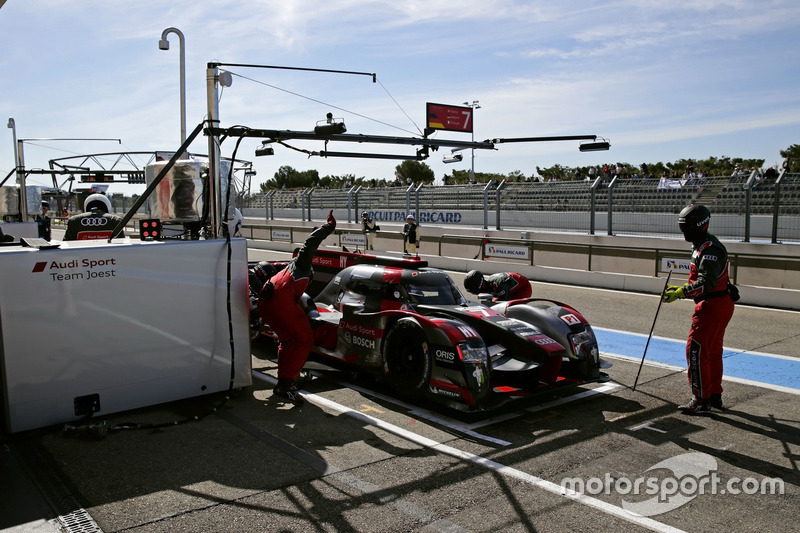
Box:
594, 327, 800, 392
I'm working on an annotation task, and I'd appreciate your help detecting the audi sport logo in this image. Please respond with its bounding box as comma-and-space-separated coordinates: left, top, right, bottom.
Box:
80, 217, 111, 226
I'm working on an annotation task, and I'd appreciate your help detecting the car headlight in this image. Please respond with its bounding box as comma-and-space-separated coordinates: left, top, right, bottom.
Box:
568, 329, 598, 362
457, 342, 488, 365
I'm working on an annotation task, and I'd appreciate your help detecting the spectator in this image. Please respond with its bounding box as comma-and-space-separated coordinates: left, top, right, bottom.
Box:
402, 214, 420, 255
35, 201, 51, 240
361, 211, 377, 250
63, 193, 125, 241
662, 204, 735, 414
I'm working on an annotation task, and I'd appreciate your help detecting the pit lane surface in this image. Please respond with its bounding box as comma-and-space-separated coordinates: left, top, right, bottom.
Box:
2, 249, 798, 533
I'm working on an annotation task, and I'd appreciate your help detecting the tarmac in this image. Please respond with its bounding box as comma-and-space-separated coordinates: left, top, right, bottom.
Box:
1, 246, 799, 533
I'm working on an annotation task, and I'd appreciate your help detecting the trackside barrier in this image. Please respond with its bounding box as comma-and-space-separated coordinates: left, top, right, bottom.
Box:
242, 223, 800, 309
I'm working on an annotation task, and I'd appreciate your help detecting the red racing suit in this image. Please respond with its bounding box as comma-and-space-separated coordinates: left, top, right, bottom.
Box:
485, 272, 532, 301
257, 220, 335, 381
683, 233, 735, 399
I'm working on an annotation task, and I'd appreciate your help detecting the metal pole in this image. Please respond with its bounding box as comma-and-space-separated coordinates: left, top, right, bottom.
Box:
607, 176, 618, 236
495, 180, 507, 231
205, 64, 222, 238
159, 28, 187, 151
482, 181, 492, 230
632, 270, 672, 391
8, 118, 29, 221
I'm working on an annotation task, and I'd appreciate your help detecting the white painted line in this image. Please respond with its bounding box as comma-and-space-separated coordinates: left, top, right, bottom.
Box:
464, 382, 623, 430
301, 384, 688, 533
630, 422, 668, 434
295, 369, 514, 446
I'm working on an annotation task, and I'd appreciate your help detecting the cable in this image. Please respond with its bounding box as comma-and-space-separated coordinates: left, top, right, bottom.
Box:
376, 78, 423, 136
229, 71, 421, 137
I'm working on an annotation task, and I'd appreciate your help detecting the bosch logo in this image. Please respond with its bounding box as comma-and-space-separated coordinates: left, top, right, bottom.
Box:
351, 335, 376, 349
80, 217, 110, 227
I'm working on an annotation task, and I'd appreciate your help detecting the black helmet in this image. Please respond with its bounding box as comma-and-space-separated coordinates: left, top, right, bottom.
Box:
464, 270, 484, 294
254, 261, 277, 282
678, 203, 710, 242
361, 211, 369, 218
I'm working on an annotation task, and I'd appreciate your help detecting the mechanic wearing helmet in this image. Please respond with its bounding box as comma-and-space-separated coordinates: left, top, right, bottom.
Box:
361, 211, 377, 250
402, 214, 420, 255
257, 210, 336, 405
463, 270, 532, 302
662, 203, 735, 415
63, 193, 125, 241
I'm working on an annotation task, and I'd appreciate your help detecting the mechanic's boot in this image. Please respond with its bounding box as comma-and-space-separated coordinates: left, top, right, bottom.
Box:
709, 393, 724, 410
273, 379, 305, 405
678, 396, 711, 415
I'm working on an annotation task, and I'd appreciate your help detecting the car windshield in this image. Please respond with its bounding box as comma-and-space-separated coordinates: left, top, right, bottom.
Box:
403, 274, 467, 305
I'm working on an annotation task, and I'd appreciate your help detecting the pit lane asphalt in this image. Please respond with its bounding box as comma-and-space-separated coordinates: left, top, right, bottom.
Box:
2, 247, 798, 533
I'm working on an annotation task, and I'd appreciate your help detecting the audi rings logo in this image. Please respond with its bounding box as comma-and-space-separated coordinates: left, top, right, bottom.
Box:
80, 217, 109, 227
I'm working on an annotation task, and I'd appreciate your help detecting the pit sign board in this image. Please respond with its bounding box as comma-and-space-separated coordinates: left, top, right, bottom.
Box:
426, 103, 473, 133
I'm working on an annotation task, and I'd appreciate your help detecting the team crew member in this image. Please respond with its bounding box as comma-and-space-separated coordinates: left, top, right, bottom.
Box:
662, 203, 735, 414
361, 211, 377, 250
402, 214, 420, 255
63, 193, 125, 241
36, 201, 52, 240
463, 270, 532, 301
257, 210, 336, 405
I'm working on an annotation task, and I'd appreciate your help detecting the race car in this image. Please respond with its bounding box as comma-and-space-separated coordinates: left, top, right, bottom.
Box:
250, 249, 609, 410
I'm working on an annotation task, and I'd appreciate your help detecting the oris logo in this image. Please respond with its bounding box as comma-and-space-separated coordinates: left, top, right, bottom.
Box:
435, 349, 456, 361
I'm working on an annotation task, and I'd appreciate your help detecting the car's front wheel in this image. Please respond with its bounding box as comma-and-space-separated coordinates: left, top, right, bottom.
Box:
382, 318, 431, 397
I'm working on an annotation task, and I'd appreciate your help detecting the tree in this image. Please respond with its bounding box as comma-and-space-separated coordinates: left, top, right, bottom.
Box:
394, 160, 434, 185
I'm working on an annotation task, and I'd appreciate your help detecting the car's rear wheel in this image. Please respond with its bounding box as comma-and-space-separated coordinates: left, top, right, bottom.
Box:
382, 318, 431, 397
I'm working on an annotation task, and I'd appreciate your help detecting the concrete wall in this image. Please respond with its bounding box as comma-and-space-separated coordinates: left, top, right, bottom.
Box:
242, 217, 800, 311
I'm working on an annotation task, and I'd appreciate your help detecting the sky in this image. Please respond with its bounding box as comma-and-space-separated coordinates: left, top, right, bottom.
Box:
2, 0, 799, 194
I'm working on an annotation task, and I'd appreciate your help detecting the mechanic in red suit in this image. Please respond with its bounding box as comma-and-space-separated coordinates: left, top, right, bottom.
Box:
663, 203, 736, 414
463, 270, 532, 301
257, 210, 336, 404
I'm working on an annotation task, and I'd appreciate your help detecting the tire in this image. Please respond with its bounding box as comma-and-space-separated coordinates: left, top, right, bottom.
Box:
382, 318, 432, 397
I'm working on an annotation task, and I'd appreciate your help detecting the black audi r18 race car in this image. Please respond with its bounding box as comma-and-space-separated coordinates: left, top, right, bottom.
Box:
250, 249, 610, 410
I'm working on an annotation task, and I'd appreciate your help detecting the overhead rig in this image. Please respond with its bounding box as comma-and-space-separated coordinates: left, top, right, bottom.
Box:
201, 61, 610, 238
205, 124, 607, 163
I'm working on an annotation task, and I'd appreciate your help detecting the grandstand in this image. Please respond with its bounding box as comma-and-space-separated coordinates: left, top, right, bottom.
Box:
243, 172, 800, 242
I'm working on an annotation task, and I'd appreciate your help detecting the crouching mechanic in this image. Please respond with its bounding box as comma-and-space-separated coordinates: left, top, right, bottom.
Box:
662, 203, 735, 414
63, 193, 125, 241
464, 270, 532, 301
257, 210, 336, 405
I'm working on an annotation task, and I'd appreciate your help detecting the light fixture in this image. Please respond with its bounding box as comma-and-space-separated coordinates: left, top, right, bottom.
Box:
579, 139, 611, 152
314, 112, 346, 135
219, 70, 233, 88
443, 151, 464, 163
255, 142, 274, 157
